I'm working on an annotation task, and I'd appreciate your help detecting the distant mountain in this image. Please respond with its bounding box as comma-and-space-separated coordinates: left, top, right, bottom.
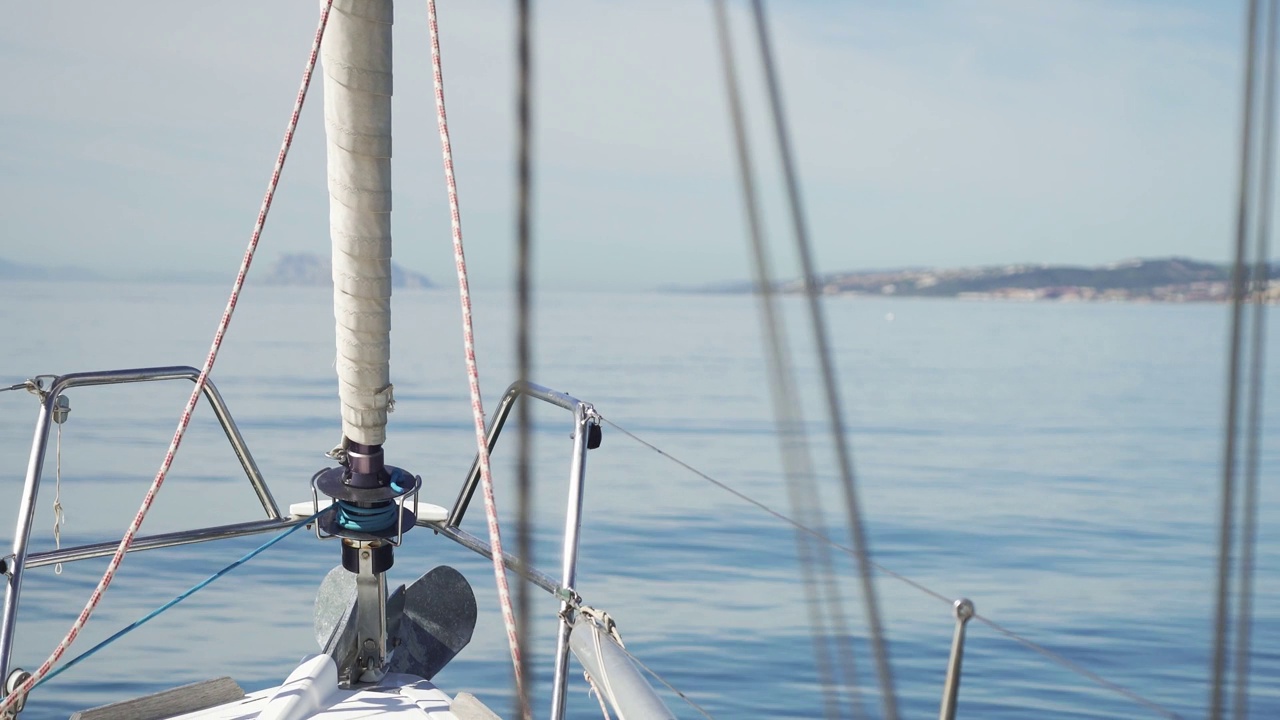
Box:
261, 253, 433, 289
659, 279, 758, 294
690, 257, 1274, 303
0, 257, 100, 281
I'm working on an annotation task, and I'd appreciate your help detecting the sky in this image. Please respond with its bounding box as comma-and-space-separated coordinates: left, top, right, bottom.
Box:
0, 1, 1249, 290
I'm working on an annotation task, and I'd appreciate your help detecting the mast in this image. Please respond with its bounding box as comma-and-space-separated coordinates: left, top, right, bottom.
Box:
324, 0, 394, 444
313, 0, 418, 687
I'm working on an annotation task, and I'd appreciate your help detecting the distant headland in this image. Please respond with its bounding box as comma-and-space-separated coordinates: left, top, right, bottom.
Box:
261, 253, 433, 289
0, 253, 433, 288
0, 257, 101, 281
683, 257, 1277, 303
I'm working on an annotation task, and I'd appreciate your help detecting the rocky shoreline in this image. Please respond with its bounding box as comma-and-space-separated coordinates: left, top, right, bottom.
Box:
709, 258, 1278, 303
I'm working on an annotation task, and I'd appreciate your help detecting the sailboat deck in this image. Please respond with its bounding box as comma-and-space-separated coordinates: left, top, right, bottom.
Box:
168, 678, 467, 720
73, 657, 500, 720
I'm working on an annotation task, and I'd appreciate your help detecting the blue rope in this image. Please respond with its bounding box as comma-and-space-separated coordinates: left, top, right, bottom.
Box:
334, 500, 397, 532
34, 511, 321, 689
333, 469, 410, 532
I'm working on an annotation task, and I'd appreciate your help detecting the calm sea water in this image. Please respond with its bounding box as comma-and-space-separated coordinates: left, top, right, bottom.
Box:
0, 280, 1275, 719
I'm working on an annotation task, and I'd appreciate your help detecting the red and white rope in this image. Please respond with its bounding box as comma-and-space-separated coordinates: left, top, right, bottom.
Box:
427, 2, 529, 717
0, 2, 335, 709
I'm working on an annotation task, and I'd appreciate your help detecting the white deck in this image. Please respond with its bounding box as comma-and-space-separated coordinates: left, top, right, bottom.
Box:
168, 655, 467, 720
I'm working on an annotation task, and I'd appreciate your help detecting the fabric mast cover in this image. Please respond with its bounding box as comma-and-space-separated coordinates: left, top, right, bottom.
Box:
322, 0, 394, 446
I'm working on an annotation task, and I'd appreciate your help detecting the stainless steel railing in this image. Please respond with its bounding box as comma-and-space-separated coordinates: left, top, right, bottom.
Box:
0, 370, 655, 720
0, 366, 281, 682
441, 380, 601, 720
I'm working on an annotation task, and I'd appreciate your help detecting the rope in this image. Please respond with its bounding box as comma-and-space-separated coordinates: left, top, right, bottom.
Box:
1231, 3, 1277, 714
607, 638, 717, 720
745, 2, 898, 716
1212, 0, 1266, 716
1231, 2, 1278, 717
711, 3, 860, 718
332, 469, 409, 532
333, 501, 396, 533
601, 416, 1186, 720
0, 3, 334, 711
513, 0, 536, 717
970, 615, 1183, 720
590, 618, 617, 714
425, 2, 528, 716
32, 512, 319, 691
584, 670, 614, 720
581, 604, 714, 719
52, 422, 64, 576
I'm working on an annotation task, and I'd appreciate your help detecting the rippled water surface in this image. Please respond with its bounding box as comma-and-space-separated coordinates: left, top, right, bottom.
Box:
0, 281, 1276, 719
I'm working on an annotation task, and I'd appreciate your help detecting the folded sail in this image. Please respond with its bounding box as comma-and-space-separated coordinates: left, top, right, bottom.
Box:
322, 0, 394, 445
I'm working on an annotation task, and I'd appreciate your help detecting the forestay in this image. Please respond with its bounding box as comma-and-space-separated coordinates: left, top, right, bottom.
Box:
323, 0, 395, 446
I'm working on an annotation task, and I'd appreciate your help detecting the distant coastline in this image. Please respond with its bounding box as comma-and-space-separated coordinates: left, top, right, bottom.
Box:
260, 253, 433, 289
0, 257, 102, 282
677, 257, 1278, 303
4, 255, 1275, 302
0, 253, 433, 289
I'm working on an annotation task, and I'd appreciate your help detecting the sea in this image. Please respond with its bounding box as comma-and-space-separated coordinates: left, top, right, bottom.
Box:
0, 280, 1275, 719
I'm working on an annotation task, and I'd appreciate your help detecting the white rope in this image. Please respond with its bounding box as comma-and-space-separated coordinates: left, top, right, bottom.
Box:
585, 670, 615, 720
580, 606, 713, 720
52, 422, 64, 576
426, 1, 529, 716
591, 616, 619, 714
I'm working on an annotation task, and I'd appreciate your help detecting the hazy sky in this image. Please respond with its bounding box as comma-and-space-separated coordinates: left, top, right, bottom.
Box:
0, 1, 1247, 289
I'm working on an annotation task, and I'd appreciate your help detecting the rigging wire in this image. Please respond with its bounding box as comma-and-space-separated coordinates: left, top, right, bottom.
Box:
514, 0, 535, 716
31, 512, 320, 690
745, 1, 898, 716
425, 1, 529, 716
599, 416, 1188, 720
602, 633, 718, 720
969, 615, 1184, 720
709, 2, 861, 717
1211, 0, 1270, 717
1231, 1, 1277, 717
0, 3, 334, 711
601, 417, 951, 606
